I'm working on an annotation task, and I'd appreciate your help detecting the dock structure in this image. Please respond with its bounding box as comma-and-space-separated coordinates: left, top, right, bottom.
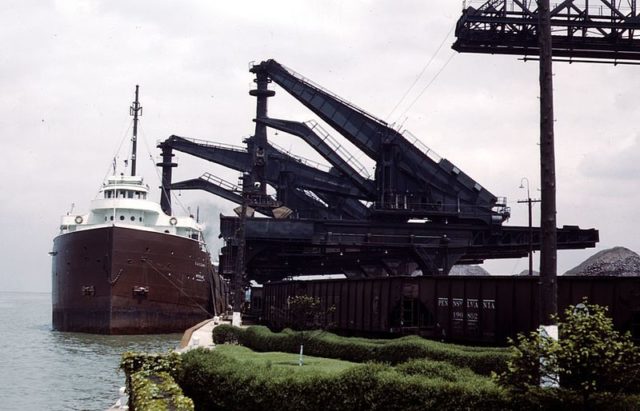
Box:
176, 317, 229, 352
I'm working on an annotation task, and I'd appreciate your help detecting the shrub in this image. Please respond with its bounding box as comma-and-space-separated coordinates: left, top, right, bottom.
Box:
120, 351, 186, 411
120, 351, 182, 388
286, 295, 335, 332
120, 351, 182, 374
176, 348, 510, 411
497, 300, 640, 408
211, 324, 242, 344
396, 358, 482, 383
374, 335, 507, 375
235, 326, 508, 375
131, 370, 194, 411
277, 295, 337, 366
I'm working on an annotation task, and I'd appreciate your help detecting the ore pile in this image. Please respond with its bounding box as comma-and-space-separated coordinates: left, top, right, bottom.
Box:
449, 265, 490, 276
564, 247, 640, 276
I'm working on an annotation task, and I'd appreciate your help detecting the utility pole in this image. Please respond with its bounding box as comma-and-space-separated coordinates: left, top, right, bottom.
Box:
518, 177, 540, 276
537, 0, 558, 327
452, 0, 640, 384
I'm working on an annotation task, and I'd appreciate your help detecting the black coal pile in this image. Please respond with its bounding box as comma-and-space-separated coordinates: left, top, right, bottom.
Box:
564, 247, 640, 276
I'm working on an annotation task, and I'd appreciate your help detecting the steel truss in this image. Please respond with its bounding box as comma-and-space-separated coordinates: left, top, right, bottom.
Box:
455, 0, 640, 62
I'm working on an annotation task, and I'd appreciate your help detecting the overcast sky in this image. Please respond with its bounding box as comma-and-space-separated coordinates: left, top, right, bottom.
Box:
1, 0, 638, 292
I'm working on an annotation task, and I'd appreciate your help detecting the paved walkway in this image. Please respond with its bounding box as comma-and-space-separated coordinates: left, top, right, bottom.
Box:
176, 317, 228, 352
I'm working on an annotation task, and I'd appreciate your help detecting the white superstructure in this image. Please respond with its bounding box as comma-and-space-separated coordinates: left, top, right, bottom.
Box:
59, 174, 204, 242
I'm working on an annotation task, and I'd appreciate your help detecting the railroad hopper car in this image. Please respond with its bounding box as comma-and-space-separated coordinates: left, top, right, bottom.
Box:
260, 276, 640, 344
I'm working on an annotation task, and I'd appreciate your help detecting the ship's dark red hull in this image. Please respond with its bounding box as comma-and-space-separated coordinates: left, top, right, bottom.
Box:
52, 226, 224, 334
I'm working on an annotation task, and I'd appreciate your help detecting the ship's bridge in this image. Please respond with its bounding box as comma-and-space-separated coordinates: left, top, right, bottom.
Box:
59, 174, 205, 245
100, 175, 150, 200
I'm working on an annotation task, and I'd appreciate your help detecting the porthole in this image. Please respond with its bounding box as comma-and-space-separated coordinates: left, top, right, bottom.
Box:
139, 217, 142, 222
120, 216, 125, 221
130, 216, 135, 221
104, 216, 107, 222
110, 216, 114, 221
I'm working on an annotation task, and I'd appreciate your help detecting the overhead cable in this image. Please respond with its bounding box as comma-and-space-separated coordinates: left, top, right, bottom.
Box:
386, 25, 455, 122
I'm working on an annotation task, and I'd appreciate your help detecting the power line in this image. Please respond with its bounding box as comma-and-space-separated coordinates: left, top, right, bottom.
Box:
386, 25, 455, 122
397, 52, 456, 121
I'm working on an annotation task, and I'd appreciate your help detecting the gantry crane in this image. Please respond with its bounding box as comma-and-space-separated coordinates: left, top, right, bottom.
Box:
157, 59, 598, 283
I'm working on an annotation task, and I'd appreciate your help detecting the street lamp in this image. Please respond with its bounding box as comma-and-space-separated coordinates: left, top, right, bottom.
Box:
518, 178, 539, 276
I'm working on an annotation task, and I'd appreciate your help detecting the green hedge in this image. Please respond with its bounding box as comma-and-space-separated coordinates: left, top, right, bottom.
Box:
120, 351, 182, 379
203, 327, 640, 410
396, 358, 486, 383
214, 325, 508, 375
506, 387, 640, 410
131, 370, 194, 411
177, 348, 510, 411
120, 351, 191, 411
211, 324, 242, 344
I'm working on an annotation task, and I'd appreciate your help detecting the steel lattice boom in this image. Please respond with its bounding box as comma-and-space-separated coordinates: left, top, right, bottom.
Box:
454, 0, 640, 62
158, 59, 599, 280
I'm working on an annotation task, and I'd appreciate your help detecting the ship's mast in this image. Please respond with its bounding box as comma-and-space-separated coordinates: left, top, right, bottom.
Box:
130, 85, 143, 176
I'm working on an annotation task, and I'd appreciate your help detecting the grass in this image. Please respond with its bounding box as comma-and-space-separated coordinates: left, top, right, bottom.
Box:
178, 346, 509, 411
228, 326, 508, 375
212, 343, 496, 386
214, 344, 358, 374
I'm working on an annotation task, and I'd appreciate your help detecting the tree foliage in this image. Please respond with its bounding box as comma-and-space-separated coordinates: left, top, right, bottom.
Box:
284, 295, 335, 365
497, 299, 640, 406
286, 295, 335, 333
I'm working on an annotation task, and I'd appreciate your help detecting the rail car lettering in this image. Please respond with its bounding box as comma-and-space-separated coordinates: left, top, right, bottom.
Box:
482, 300, 496, 310
438, 297, 448, 307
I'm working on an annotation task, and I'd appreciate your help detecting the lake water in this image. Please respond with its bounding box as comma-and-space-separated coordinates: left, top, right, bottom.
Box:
0, 292, 181, 411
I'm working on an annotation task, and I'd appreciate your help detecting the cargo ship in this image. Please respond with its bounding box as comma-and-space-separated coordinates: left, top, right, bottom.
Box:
51, 86, 225, 334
